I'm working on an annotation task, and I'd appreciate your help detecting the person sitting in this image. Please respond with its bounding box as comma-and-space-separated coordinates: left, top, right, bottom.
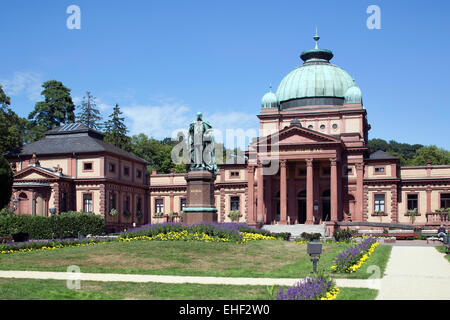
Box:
437, 225, 448, 244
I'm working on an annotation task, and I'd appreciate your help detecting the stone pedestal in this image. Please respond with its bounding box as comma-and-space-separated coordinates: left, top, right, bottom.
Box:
183, 170, 218, 225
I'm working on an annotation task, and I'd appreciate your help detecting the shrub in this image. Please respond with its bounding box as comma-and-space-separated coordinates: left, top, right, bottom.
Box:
300, 232, 321, 241
333, 228, 353, 242
0, 212, 104, 240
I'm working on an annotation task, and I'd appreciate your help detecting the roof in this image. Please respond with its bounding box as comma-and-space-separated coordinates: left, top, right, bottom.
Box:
5, 123, 149, 164
367, 150, 399, 160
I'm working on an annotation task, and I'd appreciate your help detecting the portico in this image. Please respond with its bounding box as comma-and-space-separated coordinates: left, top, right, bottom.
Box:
248, 122, 344, 225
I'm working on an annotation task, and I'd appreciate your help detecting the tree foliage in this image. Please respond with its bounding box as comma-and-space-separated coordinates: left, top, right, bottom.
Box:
76, 91, 102, 130
0, 155, 13, 209
368, 138, 449, 166
0, 85, 27, 154
103, 104, 131, 151
28, 80, 76, 133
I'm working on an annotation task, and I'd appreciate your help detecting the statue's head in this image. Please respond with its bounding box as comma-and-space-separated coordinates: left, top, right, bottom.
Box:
196, 112, 202, 121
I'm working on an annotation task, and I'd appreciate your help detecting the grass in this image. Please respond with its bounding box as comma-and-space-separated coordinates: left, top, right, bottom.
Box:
0, 240, 391, 279
435, 245, 450, 262
0, 278, 378, 300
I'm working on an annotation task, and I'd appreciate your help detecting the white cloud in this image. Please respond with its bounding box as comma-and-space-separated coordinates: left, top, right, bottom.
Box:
122, 103, 259, 149
0, 72, 43, 102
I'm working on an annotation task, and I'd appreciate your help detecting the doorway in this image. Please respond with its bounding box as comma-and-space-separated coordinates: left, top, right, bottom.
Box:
297, 190, 306, 224
322, 189, 331, 222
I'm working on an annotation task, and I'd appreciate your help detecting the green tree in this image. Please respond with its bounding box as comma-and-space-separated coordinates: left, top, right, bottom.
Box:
409, 145, 450, 166
76, 91, 102, 130
130, 133, 173, 173
0, 85, 27, 153
0, 155, 13, 209
104, 104, 131, 151
28, 80, 75, 132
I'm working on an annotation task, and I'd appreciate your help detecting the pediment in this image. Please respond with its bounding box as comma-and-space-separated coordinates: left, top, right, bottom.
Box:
14, 166, 60, 181
258, 125, 342, 147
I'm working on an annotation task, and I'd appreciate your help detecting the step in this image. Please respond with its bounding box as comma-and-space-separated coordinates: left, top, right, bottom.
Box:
262, 224, 326, 238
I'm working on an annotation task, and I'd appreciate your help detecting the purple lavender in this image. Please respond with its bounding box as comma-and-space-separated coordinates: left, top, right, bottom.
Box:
276, 275, 334, 300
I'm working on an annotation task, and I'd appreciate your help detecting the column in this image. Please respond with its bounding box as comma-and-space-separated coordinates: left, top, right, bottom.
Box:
306, 159, 314, 224
257, 161, 265, 223
356, 163, 364, 221
247, 166, 255, 225
288, 163, 296, 224
280, 160, 287, 225
330, 158, 338, 222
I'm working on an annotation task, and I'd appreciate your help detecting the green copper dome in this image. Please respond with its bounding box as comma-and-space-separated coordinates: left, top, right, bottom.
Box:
261, 86, 278, 109
275, 32, 357, 110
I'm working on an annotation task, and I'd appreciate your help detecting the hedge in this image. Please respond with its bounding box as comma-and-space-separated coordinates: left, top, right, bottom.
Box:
0, 211, 105, 240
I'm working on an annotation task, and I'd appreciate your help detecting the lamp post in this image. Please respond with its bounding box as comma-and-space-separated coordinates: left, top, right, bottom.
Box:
307, 242, 322, 274
49, 208, 56, 241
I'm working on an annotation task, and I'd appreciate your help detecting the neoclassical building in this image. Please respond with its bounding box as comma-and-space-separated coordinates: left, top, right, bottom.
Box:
6, 35, 450, 230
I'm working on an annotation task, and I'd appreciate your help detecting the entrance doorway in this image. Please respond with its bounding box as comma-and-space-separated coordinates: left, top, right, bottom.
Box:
297, 190, 306, 224
322, 189, 331, 222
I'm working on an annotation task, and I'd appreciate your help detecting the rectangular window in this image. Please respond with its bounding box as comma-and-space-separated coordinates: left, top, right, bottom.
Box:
136, 197, 142, 213
83, 162, 93, 171
109, 192, 116, 211
230, 196, 240, 211
375, 167, 385, 173
298, 168, 306, 176
346, 167, 353, 174
230, 171, 240, 178
374, 194, 385, 212
322, 168, 331, 176
109, 163, 115, 172
155, 199, 164, 214
407, 194, 418, 211
124, 195, 130, 213
180, 198, 186, 211
441, 193, 450, 209
124, 167, 130, 176
136, 169, 142, 178
60, 192, 67, 212
83, 193, 93, 213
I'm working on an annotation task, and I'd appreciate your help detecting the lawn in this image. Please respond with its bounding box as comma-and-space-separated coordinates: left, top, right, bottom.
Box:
435, 245, 450, 262
0, 278, 378, 300
0, 239, 391, 279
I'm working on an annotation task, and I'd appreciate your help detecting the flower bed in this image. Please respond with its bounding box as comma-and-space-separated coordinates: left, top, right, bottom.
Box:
276, 274, 340, 300
351, 233, 419, 240
119, 230, 276, 244
330, 237, 379, 274
120, 223, 287, 243
0, 238, 110, 255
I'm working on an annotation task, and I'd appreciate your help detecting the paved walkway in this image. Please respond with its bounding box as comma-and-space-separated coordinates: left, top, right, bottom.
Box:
0, 270, 376, 288
376, 246, 450, 300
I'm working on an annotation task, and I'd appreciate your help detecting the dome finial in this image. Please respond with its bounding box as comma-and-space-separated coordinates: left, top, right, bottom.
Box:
269, 83, 272, 92
313, 27, 320, 49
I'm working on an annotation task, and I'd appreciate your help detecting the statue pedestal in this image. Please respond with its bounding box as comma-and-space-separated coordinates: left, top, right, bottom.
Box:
183, 170, 218, 225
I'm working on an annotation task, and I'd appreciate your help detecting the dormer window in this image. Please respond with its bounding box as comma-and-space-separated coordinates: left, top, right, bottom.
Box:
374, 166, 385, 174
83, 162, 93, 171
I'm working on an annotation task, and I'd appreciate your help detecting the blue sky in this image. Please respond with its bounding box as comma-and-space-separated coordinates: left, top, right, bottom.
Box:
1, 0, 449, 149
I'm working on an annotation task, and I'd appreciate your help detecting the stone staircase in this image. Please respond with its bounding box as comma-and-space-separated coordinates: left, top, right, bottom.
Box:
262, 223, 327, 239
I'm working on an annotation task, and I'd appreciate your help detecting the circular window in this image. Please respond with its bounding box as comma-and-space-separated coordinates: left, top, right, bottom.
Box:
332, 124, 338, 130
320, 124, 325, 130
308, 125, 313, 129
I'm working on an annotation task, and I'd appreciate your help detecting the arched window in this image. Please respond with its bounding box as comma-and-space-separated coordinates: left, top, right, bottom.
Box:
19, 192, 27, 200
